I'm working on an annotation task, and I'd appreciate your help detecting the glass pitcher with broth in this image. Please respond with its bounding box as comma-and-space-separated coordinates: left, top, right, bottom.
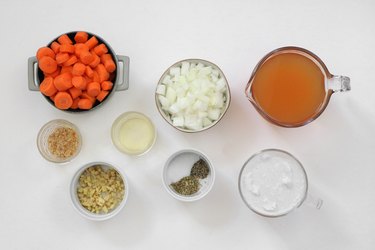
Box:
245, 47, 350, 127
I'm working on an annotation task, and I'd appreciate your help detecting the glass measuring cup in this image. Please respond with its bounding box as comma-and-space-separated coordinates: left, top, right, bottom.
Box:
238, 149, 322, 217
245, 47, 350, 127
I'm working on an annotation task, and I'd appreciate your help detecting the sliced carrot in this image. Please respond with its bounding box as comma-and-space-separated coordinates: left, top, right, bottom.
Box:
63, 55, 78, 66
50, 93, 56, 102
56, 53, 70, 65
87, 81, 101, 97
85, 66, 94, 78
60, 44, 75, 54
101, 81, 113, 91
69, 87, 82, 99
72, 62, 86, 76
78, 98, 93, 110
74, 43, 89, 57
54, 91, 73, 110
37, 47, 55, 60
71, 98, 80, 109
100, 54, 112, 64
45, 68, 61, 78
81, 92, 96, 104
50, 42, 60, 54
80, 50, 94, 65
54, 72, 73, 91
74, 32, 89, 43
89, 53, 100, 68
92, 71, 100, 83
57, 34, 73, 45
40, 77, 57, 96
60, 66, 73, 74
96, 90, 109, 102
93, 44, 108, 56
85, 36, 98, 49
84, 75, 93, 84
39, 57, 57, 74
72, 76, 87, 90
95, 64, 109, 82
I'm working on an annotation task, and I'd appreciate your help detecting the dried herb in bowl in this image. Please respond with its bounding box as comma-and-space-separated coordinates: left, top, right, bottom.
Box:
170, 176, 200, 195
190, 159, 210, 179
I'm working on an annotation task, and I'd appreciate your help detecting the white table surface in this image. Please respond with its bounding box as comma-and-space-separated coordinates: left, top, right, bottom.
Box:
1, 0, 374, 249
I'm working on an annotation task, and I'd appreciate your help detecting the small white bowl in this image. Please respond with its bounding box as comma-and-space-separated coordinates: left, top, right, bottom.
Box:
70, 162, 129, 221
162, 149, 215, 202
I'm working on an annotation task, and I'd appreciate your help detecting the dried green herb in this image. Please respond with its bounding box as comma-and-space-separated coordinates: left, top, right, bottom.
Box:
190, 159, 210, 179
170, 176, 200, 195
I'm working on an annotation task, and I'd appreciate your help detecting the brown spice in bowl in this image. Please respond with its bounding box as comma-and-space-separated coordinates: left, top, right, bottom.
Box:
48, 127, 79, 159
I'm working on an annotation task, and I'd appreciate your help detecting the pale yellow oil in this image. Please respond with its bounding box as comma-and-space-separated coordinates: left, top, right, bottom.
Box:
118, 118, 155, 153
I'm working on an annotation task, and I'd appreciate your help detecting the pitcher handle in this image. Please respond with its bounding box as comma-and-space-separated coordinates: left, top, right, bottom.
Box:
328, 75, 351, 93
303, 193, 323, 210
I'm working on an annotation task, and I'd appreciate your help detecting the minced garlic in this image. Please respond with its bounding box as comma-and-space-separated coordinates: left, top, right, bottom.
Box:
48, 127, 79, 159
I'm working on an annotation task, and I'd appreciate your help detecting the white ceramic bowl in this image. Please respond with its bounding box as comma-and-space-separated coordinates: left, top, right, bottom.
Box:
70, 162, 129, 221
163, 149, 215, 202
155, 58, 231, 133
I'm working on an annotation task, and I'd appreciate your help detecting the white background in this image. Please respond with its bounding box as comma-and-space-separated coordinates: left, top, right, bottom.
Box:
0, 0, 374, 249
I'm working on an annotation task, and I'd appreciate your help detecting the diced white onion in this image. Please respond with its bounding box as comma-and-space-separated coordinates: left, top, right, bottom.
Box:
157, 61, 228, 131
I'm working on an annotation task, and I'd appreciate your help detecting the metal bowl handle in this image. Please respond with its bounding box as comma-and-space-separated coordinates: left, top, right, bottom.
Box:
116, 55, 130, 91
28, 56, 40, 91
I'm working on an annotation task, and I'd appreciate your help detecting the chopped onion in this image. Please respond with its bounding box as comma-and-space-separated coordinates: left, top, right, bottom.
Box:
157, 61, 228, 131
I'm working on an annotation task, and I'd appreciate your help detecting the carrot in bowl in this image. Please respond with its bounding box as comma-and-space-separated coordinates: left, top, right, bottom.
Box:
54, 91, 73, 110
37, 47, 55, 60
85, 36, 98, 49
54, 72, 73, 91
101, 81, 113, 91
95, 64, 109, 82
57, 34, 73, 45
61, 66, 73, 74
45, 68, 61, 78
50, 42, 60, 54
63, 55, 78, 67
75, 43, 89, 57
72, 76, 87, 90
69, 87, 82, 99
81, 92, 96, 104
74, 32, 88, 43
56, 53, 70, 65
60, 44, 75, 54
87, 81, 101, 97
96, 90, 109, 102
89, 53, 100, 68
39, 56, 58, 74
85, 66, 94, 78
72, 62, 86, 76
80, 50, 94, 65
40, 77, 57, 96
78, 98, 93, 110
71, 98, 80, 109
93, 44, 108, 56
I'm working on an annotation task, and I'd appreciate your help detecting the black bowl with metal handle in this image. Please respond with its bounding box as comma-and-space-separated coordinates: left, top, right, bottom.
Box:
28, 31, 130, 112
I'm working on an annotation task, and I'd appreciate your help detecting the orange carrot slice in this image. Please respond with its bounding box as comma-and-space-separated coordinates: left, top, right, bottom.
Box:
56, 53, 70, 65
80, 50, 94, 65
95, 64, 109, 82
60, 66, 72, 74
72, 62, 86, 76
78, 98, 93, 110
92, 71, 100, 83
54, 73, 73, 91
72, 76, 87, 90
81, 92, 96, 103
39, 57, 58, 74
75, 43, 89, 57
63, 55, 78, 66
93, 44, 108, 56
54, 91, 73, 110
87, 81, 101, 97
60, 44, 75, 54
50, 42, 60, 54
44, 68, 61, 78
85, 36, 98, 50
85, 66, 94, 78
96, 90, 109, 102
37, 47, 55, 60
40, 77, 57, 96
89, 53, 100, 68
74, 32, 89, 43
57, 34, 73, 45
101, 81, 113, 91
69, 87, 82, 99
